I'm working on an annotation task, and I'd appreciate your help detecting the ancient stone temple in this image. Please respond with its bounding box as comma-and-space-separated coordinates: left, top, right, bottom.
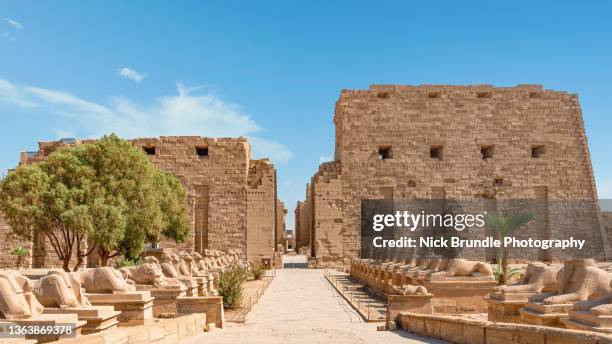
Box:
0, 136, 284, 268
297, 84, 609, 262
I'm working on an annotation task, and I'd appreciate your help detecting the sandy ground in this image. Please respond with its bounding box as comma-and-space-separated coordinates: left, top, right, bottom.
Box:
184, 256, 447, 344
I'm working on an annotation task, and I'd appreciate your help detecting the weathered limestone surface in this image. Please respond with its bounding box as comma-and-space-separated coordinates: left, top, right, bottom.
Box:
298, 85, 607, 261
399, 312, 612, 344
520, 259, 612, 328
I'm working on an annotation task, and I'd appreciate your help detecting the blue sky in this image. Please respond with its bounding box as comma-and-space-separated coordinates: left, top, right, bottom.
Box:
1, 1, 611, 230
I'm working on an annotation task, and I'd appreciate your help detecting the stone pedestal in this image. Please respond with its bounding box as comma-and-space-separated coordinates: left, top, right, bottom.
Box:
176, 296, 224, 329
386, 294, 433, 329
191, 277, 209, 296
0, 313, 85, 343
136, 284, 187, 317
86, 291, 154, 325
178, 278, 199, 296
561, 310, 612, 333
486, 292, 538, 323
423, 276, 497, 313
519, 302, 573, 327
43, 305, 120, 334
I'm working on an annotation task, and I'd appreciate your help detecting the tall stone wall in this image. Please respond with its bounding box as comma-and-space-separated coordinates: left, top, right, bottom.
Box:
274, 199, 287, 252
246, 159, 276, 260
0, 136, 279, 267
303, 84, 606, 261
0, 213, 33, 269
311, 162, 343, 259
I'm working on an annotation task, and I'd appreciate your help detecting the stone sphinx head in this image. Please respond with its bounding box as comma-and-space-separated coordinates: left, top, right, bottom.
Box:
78, 267, 136, 293
0, 270, 44, 319
191, 252, 203, 261
33, 271, 90, 308
120, 256, 166, 287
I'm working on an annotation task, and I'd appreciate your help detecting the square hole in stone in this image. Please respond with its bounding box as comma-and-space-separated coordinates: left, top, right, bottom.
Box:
428, 92, 441, 99
378, 146, 392, 160
143, 146, 156, 155
430, 145, 443, 160
481, 145, 494, 159
494, 178, 504, 187
196, 146, 209, 157
531, 145, 546, 158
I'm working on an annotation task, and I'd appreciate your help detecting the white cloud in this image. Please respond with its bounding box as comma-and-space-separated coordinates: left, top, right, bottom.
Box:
319, 155, 333, 163
0, 78, 293, 164
117, 67, 146, 83
4, 18, 23, 30
1, 32, 15, 41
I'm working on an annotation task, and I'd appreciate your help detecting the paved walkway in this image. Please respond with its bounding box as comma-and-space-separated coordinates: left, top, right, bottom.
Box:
185, 257, 446, 344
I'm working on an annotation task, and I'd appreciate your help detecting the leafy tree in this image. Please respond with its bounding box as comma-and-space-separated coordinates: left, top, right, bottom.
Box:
484, 211, 533, 285
0, 134, 191, 271
154, 171, 191, 244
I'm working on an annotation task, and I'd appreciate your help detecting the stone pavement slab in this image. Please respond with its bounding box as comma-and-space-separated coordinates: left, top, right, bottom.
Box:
185, 264, 447, 343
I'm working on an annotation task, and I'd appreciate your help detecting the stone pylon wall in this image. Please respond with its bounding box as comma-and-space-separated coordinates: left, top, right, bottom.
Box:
303, 84, 606, 261
247, 159, 276, 260
0, 136, 279, 267
275, 199, 287, 252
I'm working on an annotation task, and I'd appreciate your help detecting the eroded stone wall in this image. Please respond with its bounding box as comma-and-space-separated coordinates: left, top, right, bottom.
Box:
247, 159, 276, 260
303, 84, 605, 261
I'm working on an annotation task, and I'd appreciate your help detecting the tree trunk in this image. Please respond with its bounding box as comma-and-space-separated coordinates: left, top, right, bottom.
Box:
62, 257, 71, 272
73, 255, 84, 271
499, 248, 507, 285
99, 248, 109, 267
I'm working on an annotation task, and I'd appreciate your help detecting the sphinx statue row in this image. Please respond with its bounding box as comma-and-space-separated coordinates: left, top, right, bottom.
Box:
489, 258, 612, 332
0, 248, 249, 338
351, 257, 494, 296
350, 257, 497, 313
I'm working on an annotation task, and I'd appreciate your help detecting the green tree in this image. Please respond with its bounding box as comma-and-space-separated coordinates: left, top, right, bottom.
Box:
0, 134, 191, 271
484, 211, 533, 285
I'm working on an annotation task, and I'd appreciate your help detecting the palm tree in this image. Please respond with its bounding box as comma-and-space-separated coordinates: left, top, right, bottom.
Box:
11, 246, 29, 269
484, 212, 533, 285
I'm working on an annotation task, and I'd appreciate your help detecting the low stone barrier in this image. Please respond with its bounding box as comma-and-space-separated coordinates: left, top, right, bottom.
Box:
57, 313, 207, 344
177, 296, 224, 329
397, 312, 612, 344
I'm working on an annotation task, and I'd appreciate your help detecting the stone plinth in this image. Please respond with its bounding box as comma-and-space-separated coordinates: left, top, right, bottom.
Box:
176, 296, 224, 329
86, 291, 154, 325
423, 276, 497, 313
136, 284, 186, 317
191, 276, 209, 296
178, 278, 199, 297
486, 291, 538, 323
561, 310, 612, 334
43, 306, 120, 335
519, 301, 574, 327
386, 294, 433, 329
0, 313, 85, 343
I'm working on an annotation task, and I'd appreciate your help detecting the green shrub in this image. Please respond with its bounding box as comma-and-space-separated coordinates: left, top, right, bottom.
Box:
218, 264, 249, 308
114, 256, 141, 269
250, 263, 265, 280
11, 246, 29, 269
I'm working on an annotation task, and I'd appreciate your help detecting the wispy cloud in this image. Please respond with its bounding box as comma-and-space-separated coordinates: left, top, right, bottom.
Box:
0, 78, 293, 164
1, 32, 15, 41
4, 18, 23, 30
117, 67, 146, 83
319, 155, 333, 163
